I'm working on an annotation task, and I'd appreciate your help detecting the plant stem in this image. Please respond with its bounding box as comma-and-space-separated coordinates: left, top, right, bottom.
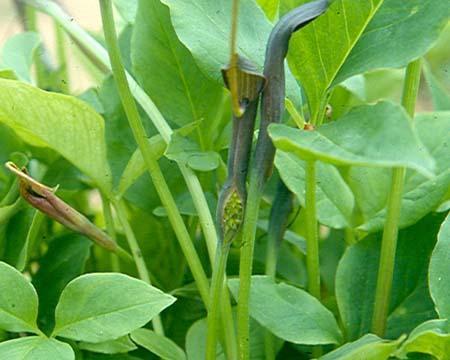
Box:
23, 0, 218, 266
99, 0, 210, 307
305, 160, 320, 299
206, 243, 230, 360
113, 199, 164, 335
237, 174, 261, 360
371, 58, 422, 337
100, 193, 120, 272
54, 19, 69, 94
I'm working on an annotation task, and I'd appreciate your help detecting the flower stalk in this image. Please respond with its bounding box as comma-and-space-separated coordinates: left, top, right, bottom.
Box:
236, 2, 328, 358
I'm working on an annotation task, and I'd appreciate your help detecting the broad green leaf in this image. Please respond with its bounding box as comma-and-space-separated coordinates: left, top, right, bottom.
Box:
335, 0, 450, 84
275, 151, 354, 229
79, 336, 137, 354
113, 0, 138, 23
165, 133, 220, 172
0, 79, 112, 193
159, 0, 301, 106
132, 0, 224, 132
53, 273, 176, 342
336, 215, 442, 341
0, 261, 39, 334
423, 63, 450, 111
228, 276, 342, 344
257, 0, 279, 20
131, 328, 186, 360
269, 102, 435, 177
33, 234, 91, 334
0, 198, 22, 224
288, 0, 383, 120
396, 319, 450, 360
356, 112, 450, 232
319, 334, 403, 360
0, 32, 41, 82
0, 336, 74, 360
429, 214, 450, 321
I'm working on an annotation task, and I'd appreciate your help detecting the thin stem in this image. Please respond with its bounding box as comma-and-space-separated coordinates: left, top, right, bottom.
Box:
305, 160, 320, 299
237, 174, 261, 360
371, 58, 422, 336
113, 199, 164, 334
54, 19, 69, 93
100, 193, 120, 272
24, 0, 218, 267
99, 0, 210, 308
206, 243, 230, 360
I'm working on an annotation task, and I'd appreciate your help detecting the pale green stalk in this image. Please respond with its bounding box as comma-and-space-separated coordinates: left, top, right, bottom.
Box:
99, 0, 210, 309
100, 193, 120, 272
371, 58, 422, 336
22, 0, 218, 264
113, 199, 164, 335
305, 160, 320, 299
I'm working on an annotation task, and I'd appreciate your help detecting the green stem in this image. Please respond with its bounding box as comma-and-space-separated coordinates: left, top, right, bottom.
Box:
113, 199, 164, 335
206, 243, 230, 360
371, 58, 422, 337
305, 160, 320, 299
54, 19, 70, 94
99, 0, 210, 307
100, 193, 120, 272
237, 174, 262, 360
23, 0, 218, 266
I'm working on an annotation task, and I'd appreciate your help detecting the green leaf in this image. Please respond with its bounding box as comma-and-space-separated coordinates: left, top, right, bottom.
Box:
275, 151, 354, 228
269, 102, 435, 177
165, 133, 220, 172
159, 0, 301, 106
423, 63, 450, 111
130, 328, 186, 360
429, 214, 450, 321
0, 261, 40, 334
113, 0, 138, 23
228, 275, 342, 345
288, 0, 383, 120
335, 0, 450, 84
79, 336, 137, 354
257, 0, 279, 20
132, 0, 224, 132
0, 32, 41, 82
356, 112, 450, 232
32, 234, 91, 334
0, 336, 74, 360
0, 79, 113, 193
319, 334, 403, 360
396, 319, 450, 360
52, 273, 176, 342
336, 214, 442, 341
